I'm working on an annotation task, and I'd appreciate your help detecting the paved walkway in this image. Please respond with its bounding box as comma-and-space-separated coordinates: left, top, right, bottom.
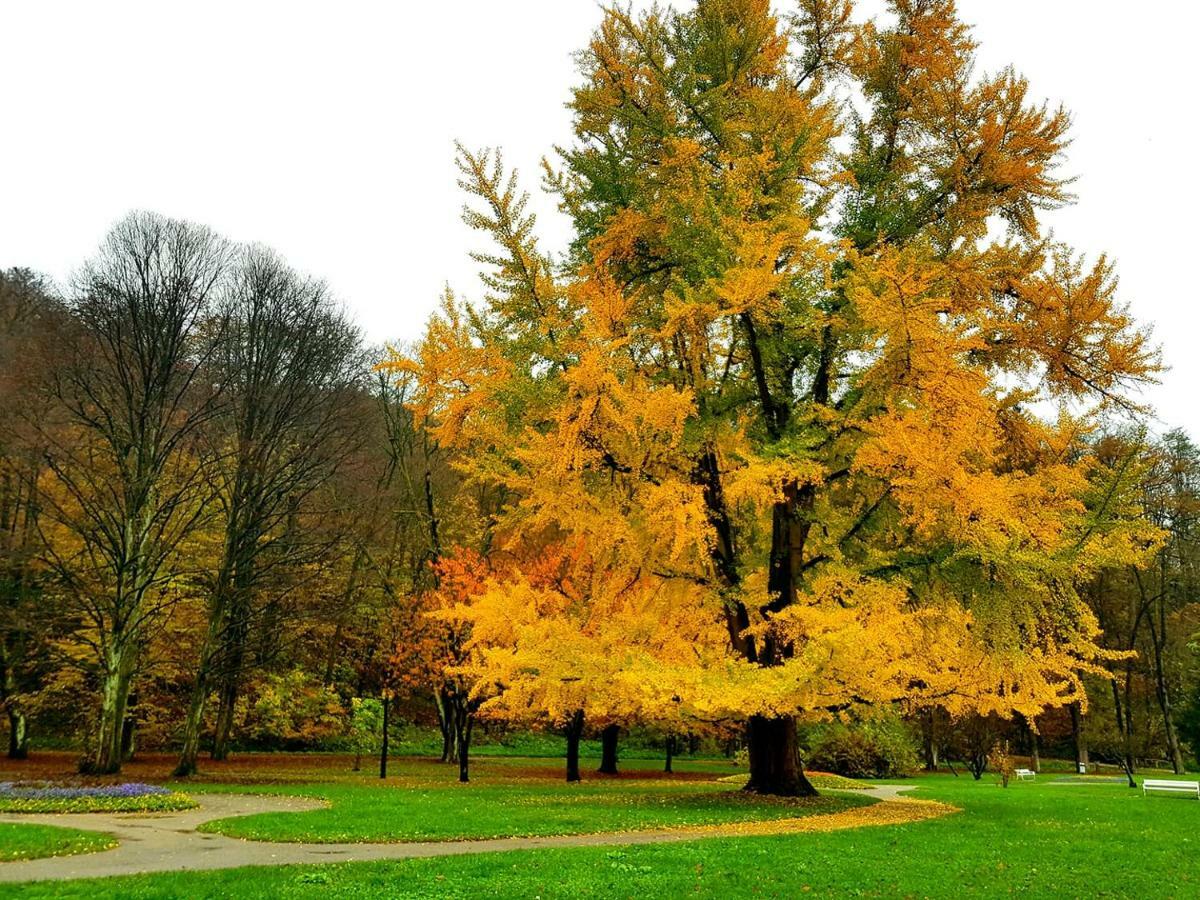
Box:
0, 785, 955, 884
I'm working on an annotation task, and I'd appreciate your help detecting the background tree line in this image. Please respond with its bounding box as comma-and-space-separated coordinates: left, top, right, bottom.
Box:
0, 213, 454, 774
2, 212, 1198, 782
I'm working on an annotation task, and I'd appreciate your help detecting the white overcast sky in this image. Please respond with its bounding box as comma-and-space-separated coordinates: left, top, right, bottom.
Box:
2, 1, 1196, 436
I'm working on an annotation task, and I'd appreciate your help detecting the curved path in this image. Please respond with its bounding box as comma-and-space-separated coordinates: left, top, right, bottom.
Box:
0, 785, 956, 884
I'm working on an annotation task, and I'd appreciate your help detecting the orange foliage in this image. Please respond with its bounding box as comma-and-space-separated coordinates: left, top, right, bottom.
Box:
387, 0, 1162, 738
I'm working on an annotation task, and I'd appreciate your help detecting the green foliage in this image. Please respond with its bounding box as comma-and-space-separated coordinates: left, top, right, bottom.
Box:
346, 698, 384, 758
1179, 681, 1200, 768
240, 670, 346, 751
805, 713, 919, 779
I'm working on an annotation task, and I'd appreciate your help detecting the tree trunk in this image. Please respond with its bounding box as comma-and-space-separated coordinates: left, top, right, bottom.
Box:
89, 645, 135, 774
120, 702, 137, 762
1015, 712, 1039, 773
598, 724, 619, 775
211, 672, 239, 762
435, 690, 455, 763
969, 752, 987, 780
210, 577, 251, 762
379, 694, 389, 779
2, 649, 29, 759
1110, 679, 1135, 777
1069, 701, 1088, 772
456, 709, 472, 784
174, 661, 212, 776
745, 715, 816, 797
565, 710, 584, 783
664, 735, 675, 774
6, 706, 28, 760
1147, 615, 1186, 774
921, 708, 939, 771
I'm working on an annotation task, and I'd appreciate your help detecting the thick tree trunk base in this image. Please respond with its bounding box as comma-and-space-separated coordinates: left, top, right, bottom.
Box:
598, 724, 619, 775
744, 714, 817, 797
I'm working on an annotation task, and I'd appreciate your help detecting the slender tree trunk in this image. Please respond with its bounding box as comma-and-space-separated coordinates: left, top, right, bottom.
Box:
664, 735, 675, 774
90, 644, 135, 774
210, 605, 249, 762
1015, 712, 1039, 773
745, 715, 816, 797
120, 693, 137, 762
211, 672, 240, 762
1110, 679, 1137, 788
456, 708, 472, 784
434, 690, 455, 763
1069, 701, 1088, 773
565, 710, 584, 783
598, 724, 619, 775
1029, 723, 1040, 774
174, 641, 216, 776
1110, 679, 1135, 776
921, 708, 939, 771
174, 676, 208, 776
379, 694, 389, 779
1147, 616, 1186, 774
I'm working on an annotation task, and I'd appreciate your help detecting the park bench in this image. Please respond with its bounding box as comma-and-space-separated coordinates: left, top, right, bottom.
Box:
1142, 779, 1200, 799
1015, 768, 1036, 781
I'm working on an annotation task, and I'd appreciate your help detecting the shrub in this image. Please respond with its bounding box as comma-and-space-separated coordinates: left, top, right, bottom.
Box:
805, 712, 919, 779
239, 669, 347, 751
987, 742, 1016, 787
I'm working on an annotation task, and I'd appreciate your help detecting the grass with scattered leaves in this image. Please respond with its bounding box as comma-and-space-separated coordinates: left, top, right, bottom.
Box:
0, 823, 116, 862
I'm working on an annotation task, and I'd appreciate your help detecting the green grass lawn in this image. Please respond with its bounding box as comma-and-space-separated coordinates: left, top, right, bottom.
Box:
189, 772, 869, 842
6, 770, 1200, 897
0, 823, 116, 862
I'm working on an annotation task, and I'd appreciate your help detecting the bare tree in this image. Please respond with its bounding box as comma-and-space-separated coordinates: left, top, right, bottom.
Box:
38, 212, 230, 773
174, 246, 363, 774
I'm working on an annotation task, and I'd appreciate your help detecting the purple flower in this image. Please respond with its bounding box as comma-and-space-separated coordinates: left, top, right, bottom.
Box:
0, 781, 171, 800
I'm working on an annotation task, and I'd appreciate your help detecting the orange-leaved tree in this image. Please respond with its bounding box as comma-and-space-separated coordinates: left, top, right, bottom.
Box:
391, 0, 1160, 795
457, 541, 732, 781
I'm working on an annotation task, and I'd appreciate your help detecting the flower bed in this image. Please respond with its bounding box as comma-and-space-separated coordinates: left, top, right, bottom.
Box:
0, 781, 197, 813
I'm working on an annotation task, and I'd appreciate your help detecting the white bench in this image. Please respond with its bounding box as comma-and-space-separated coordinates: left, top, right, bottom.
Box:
1015, 768, 1036, 781
1143, 779, 1200, 799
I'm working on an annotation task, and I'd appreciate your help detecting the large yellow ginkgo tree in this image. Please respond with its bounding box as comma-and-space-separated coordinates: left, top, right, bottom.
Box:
390, 0, 1160, 794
